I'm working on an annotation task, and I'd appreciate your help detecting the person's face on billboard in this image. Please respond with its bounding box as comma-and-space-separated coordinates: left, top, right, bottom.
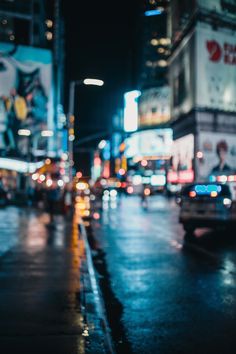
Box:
218, 148, 227, 163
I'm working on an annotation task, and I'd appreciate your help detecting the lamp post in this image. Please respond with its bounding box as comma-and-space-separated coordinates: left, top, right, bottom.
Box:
67, 78, 104, 184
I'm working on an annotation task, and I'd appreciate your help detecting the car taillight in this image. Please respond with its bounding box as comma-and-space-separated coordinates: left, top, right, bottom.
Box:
144, 188, 150, 196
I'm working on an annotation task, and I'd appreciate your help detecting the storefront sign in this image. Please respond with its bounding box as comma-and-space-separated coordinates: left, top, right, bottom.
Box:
138, 86, 170, 128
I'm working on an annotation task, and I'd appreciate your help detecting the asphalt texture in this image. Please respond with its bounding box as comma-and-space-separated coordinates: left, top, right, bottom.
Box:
0, 206, 106, 354
89, 194, 236, 354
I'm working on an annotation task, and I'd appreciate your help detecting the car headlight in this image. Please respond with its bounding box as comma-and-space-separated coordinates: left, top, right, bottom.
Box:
223, 198, 232, 208
110, 189, 117, 197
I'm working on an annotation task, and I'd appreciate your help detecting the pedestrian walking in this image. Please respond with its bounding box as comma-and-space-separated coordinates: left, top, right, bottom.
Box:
47, 183, 60, 225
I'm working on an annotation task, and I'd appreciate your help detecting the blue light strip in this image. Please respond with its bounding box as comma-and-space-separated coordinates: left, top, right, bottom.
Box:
145, 9, 163, 16
194, 184, 222, 195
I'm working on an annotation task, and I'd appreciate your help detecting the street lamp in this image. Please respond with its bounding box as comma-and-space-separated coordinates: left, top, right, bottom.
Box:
67, 78, 104, 183
41, 130, 54, 137
83, 78, 104, 86
18, 129, 31, 137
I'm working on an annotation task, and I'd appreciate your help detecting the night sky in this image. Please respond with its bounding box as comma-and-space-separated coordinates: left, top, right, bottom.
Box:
62, 0, 142, 144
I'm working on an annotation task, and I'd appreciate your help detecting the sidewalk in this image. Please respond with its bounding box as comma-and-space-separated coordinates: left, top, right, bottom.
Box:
0, 206, 111, 354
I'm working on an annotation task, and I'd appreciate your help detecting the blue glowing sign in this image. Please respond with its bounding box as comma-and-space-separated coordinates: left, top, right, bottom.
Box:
145, 9, 163, 17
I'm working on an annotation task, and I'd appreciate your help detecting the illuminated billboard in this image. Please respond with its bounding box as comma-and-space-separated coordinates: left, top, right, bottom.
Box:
125, 129, 173, 158
124, 90, 141, 132
170, 22, 236, 120
197, 132, 236, 180
196, 23, 236, 112
0, 43, 53, 156
138, 86, 170, 128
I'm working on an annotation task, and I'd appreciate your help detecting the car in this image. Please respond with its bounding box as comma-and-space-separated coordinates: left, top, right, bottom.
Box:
177, 182, 236, 233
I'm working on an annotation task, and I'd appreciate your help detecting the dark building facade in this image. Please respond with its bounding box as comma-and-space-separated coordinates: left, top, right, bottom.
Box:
139, 0, 170, 90
0, 0, 52, 47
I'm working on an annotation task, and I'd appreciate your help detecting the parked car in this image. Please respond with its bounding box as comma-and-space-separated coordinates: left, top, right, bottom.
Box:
177, 182, 236, 233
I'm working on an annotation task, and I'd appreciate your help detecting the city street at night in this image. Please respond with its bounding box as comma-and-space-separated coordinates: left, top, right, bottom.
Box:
1, 0, 236, 353
89, 194, 236, 354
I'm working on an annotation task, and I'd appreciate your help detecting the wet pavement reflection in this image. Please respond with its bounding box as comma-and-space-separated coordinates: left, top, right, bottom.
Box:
89, 194, 236, 354
0, 207, 85, 354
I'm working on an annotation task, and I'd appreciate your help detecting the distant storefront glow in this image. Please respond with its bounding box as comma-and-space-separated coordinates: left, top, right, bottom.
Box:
124, 90, 141, 132
125, 129, 173, 158
151, 174, 166, 186
0, 158, 44, 173
168, 134, 194, 184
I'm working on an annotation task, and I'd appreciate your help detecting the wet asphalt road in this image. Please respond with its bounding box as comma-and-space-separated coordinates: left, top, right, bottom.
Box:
89, 195, 236, 354
0, 207, 85, 354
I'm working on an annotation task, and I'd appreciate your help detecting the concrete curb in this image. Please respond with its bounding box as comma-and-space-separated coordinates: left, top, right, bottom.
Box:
78, 220, 116, 354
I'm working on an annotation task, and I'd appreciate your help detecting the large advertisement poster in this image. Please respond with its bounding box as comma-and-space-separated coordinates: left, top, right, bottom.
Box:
0, 43, 53, 156
197, 132, 236, 180
198, 0, 236, 20
138, 86, 170, 128
196, 24, 236, 112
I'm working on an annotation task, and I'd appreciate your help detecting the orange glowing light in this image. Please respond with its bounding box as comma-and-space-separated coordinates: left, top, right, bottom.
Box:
189, 191, 196, 198
141, 160, 148, 167
144, 188, 151, 196
127, 186, 134, 194
45, 158, 51, 165
76, 171, 82, 178
93, 212, 100, 220
210, 191, 218, 197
